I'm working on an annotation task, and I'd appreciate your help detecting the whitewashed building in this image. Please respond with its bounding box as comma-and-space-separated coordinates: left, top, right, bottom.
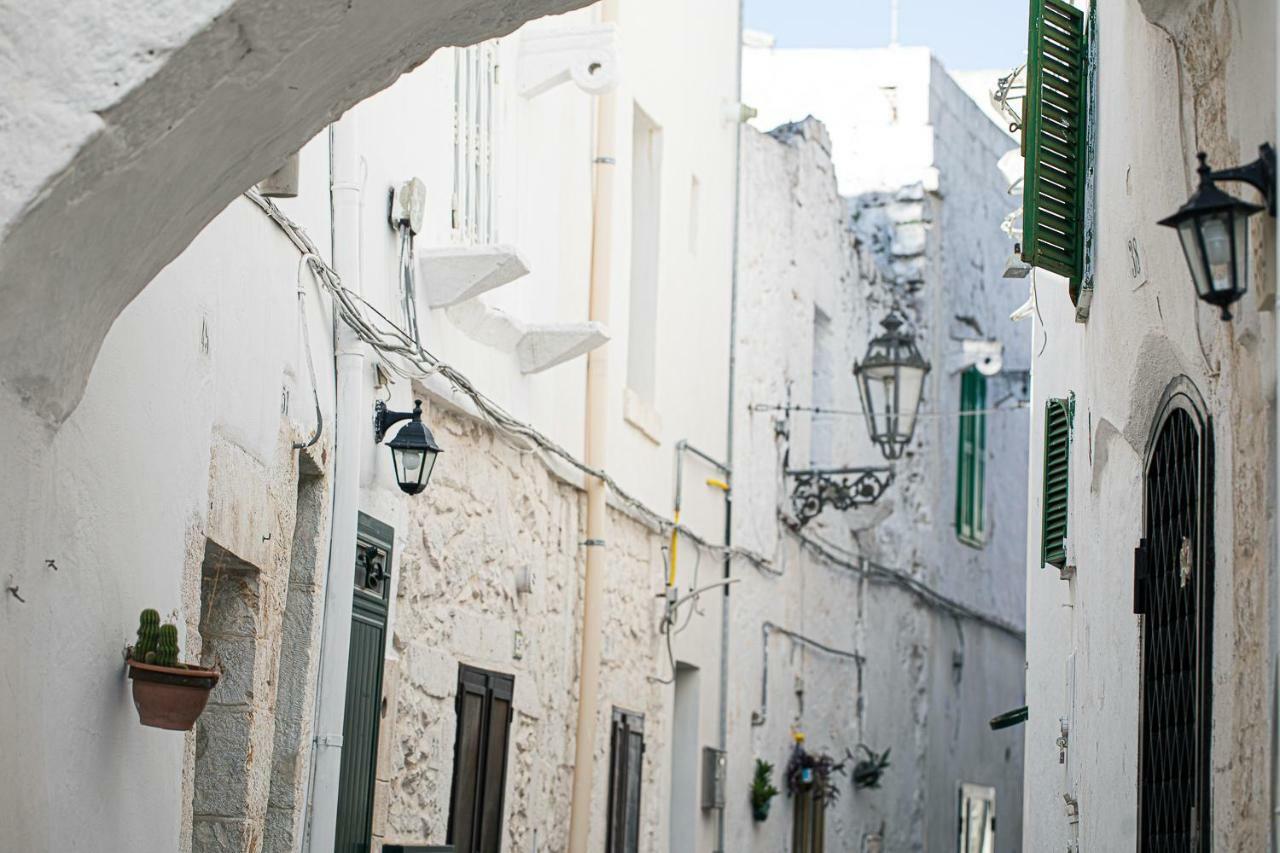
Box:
1012, 0, 1279, 849
733, 45, 1030, 851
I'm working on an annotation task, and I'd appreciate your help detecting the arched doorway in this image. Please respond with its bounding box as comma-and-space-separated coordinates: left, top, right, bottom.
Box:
1134, 378, 1214, 849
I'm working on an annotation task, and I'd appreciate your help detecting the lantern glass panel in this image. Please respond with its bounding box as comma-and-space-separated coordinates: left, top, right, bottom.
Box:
895, 363, 928, 442
392, 445, 438, 495
1175, 219, 1208, 297
1201, 211, 1235, 296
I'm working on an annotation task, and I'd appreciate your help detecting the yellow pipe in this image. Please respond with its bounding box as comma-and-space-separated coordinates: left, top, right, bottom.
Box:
706, 477, 730, 492
668, 509, 681, 587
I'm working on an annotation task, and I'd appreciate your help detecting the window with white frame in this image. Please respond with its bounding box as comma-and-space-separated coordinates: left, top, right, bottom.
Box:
957, 783, 996, 853
626, 103, 663, 405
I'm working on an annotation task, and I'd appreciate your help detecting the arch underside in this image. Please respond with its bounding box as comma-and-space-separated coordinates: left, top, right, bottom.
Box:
0, 0, 591, 424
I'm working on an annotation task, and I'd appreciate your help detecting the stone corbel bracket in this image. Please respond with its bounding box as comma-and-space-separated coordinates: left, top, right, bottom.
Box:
419, 245, 531, 308
518, 24, 621, 99
446, 298, 610, 374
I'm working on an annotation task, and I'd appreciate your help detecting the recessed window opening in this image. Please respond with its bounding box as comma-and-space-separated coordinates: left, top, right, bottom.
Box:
627, 103, 663, 404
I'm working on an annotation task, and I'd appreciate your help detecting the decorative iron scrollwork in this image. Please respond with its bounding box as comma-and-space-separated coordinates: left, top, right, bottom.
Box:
787, 466, 894, 528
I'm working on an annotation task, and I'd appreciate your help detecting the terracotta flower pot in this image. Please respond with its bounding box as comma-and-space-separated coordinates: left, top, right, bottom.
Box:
127, 660, 220, 731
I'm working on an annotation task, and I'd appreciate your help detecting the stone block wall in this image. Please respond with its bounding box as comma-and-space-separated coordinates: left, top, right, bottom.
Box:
380, 403, 679, 851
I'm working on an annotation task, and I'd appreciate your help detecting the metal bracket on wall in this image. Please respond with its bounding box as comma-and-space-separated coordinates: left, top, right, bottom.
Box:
785, 466, 894, 528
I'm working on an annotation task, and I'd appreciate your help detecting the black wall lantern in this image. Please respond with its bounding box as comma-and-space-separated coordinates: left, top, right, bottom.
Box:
374, 399, 442, 495
1159, 144, 1275, 320
853, 311, 932, 460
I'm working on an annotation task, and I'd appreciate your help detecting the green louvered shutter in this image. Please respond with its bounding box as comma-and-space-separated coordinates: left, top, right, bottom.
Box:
956, 368, 988, 546
1041, 397, 1072, 568
1022, 0, 1088, 286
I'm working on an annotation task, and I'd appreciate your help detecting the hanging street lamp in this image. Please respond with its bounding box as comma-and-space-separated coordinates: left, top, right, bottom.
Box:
374, 399, 442, 495
1158, 144, 1275, 321
853, 311, 932, 460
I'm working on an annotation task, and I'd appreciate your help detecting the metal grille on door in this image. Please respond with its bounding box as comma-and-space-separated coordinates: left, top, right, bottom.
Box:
1134, 402, 1213, 850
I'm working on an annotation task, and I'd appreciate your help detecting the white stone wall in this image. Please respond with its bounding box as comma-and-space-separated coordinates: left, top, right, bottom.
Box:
1021, 0, 1277, 849
383, 402, 724, 851
0, 173, 339, 850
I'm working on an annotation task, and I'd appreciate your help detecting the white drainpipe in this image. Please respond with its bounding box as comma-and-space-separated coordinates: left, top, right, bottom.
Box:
566, 3, 617, 848
305, 110, 365, 853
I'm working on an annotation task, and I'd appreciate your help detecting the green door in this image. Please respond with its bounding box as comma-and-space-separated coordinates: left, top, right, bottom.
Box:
335, 513, 394, 853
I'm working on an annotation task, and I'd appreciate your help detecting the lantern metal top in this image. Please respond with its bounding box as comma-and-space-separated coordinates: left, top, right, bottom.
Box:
386, 408, 442, 456
856, 312, 931, 374
1157, 153, 1264, 231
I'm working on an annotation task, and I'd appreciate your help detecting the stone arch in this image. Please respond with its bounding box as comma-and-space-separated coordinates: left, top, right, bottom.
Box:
0, 0, 589, 425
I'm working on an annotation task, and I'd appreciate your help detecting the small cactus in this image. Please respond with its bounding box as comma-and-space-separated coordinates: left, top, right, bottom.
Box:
154, 623, 180, 668
134, 609, 160, 661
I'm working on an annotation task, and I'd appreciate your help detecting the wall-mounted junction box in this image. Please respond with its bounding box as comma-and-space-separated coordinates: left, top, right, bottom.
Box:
701, 747, 726, 810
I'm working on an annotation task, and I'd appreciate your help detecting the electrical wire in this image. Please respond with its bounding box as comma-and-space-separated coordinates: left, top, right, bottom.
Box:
749, 402, 1029, 419
1031, 268, 1048, 357
778, 513, 1025, 642
292, 254, 324, 450
244, 187, 767, 568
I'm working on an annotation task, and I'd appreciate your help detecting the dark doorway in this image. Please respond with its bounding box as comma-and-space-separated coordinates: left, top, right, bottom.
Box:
447, 665, 515, 853
1135, 388, 1213, 850
334, 513, 394, 853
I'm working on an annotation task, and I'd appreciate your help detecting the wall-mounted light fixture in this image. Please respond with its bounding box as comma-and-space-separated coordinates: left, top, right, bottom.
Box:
854, 312, 932, 460
1158, 144, 1275, 320
374, 399, 442, 495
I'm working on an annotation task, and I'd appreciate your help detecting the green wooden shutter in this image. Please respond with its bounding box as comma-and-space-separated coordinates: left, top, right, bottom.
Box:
1041, 397, 1072, 567
607, 709, 645, 853
1022, 0, 1088, 287
956, 369, 988, 546
449, 666, 515, 853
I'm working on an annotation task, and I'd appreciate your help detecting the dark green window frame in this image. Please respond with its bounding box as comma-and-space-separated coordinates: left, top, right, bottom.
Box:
1041, 396, 1073, 568
956, 368, 988, 547
606, 708, 645, 853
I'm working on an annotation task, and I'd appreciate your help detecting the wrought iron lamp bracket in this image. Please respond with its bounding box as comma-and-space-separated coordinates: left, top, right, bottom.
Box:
1206, 143, 1276, 216
785, 466, 895, 528
373, 399, 421, 443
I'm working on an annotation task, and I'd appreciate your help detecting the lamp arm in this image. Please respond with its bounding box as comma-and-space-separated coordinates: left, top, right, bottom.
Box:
373, 399, 420, 443
1209, 143, 1276, 216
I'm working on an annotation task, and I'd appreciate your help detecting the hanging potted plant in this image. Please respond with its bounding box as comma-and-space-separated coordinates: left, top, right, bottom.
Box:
126, 609, 220, 731
784, 734, 846, 804
749, 759, 780, 822
849, 744, 892, 790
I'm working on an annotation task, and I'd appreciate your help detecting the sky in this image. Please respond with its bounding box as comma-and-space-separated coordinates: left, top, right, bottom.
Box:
744, 0, 1029, 72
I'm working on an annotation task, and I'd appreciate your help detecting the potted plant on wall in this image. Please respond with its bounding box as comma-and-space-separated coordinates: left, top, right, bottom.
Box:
750, 758, 780, 821
849, 744, 892, 790
784, 733, 846, 804
126, 609, 220, 731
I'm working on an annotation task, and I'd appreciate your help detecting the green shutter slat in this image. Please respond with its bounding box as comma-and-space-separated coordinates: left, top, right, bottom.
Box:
1041, 397, 1072, 567
1023, 0, 1088, 289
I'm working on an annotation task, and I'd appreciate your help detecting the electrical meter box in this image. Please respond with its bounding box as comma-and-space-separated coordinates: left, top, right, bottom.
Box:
701, 747, 727, 810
